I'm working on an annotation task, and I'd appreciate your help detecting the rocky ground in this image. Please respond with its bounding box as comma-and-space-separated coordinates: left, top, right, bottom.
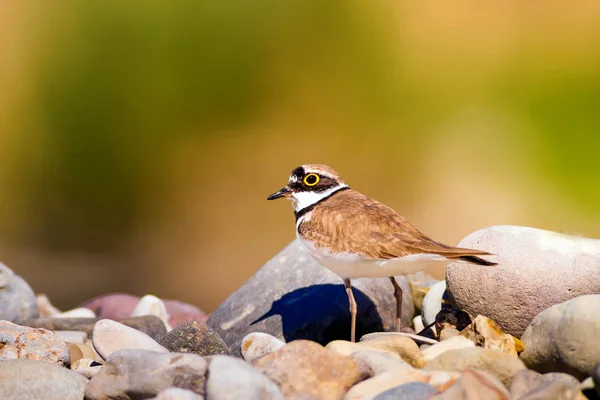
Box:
0, 225, 599, 400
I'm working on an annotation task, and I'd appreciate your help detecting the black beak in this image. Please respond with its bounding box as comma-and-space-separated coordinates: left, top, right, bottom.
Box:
267, 187, 291, 200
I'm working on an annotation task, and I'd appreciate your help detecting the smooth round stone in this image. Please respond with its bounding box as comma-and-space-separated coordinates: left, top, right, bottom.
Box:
157, 321, 229, 357
206, 355, 284, 400
446, 226, 600, 337
360, 331, 438, 345
421, 335, 475, 362
0, 359, 88, 400
54, 307, 97, 319
344, 369, 460, 399
517, 381, 582, 400
55, 330, 88, 345
350, 350, 413, 376
252, 340, 365, 400
0, 320, 69, 365
509, 370, 545, 399
85, 349, 207, 400
92, 319, 168, 360
373, 382, 439, 400
327, 335, 424, 368
0, 263, 39, 323
36, 294, 61, 317
520, 294, 600, 380
424, 347, 526, 386
131, 295, 172, 331
421, 280, 447, 328
241, 332, 286, 361
438, 370, 510, 400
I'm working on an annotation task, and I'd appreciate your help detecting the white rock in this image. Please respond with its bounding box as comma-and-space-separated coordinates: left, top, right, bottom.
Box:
36, 294, 62, 317
92, 319, 168, 360
131, 294, 172, 331
53, 307, 96, 319
241, 332, 285, 361
421, 335, 475, 362
413, 315, 424, 332
422, 280, 446, 328
55, 330, 87, 345
206, 355, 283, 400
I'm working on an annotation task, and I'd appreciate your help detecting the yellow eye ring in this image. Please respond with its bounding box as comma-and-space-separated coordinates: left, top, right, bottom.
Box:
303, 173, 320, 186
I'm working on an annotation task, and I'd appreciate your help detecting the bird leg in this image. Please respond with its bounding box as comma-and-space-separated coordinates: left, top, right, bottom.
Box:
344, 278, 357, 342
389, 277, 403, 332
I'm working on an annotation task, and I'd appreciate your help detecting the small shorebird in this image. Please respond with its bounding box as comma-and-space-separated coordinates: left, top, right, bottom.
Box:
268, 164, 496, 342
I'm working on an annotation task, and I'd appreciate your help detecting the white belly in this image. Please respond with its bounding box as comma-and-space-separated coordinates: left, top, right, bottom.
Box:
297, 234, 449, 279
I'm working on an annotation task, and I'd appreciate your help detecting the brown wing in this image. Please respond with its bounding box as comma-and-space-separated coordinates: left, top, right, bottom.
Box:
300, 189, 496, 265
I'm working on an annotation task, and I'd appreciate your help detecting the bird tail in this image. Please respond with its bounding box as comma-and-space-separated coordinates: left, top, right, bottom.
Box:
438, 247, 498, 266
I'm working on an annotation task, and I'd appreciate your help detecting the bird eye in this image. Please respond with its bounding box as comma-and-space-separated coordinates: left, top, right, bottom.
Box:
303, 173, 320, 186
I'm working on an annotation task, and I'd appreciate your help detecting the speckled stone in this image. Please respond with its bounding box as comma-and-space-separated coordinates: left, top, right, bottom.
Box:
0, 320, 69, 365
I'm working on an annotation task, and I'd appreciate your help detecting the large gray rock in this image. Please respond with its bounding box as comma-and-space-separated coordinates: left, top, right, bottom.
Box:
0, 263, 38, 323
206, 355, 284, 400
0, 321, 70, 365
208, 240, 414, 354
446, 226, 600, 337
85, 349, 207, 399
520, 294, 600, 379
0, 359, 88, 400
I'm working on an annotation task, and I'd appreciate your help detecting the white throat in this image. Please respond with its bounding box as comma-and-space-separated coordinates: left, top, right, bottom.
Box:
291, 184, 348, 213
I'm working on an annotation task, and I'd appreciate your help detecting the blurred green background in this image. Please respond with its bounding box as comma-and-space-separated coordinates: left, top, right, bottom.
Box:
1, 1, 599, 311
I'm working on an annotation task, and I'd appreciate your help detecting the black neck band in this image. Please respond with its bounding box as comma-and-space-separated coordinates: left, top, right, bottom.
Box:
294, 186, 350, 222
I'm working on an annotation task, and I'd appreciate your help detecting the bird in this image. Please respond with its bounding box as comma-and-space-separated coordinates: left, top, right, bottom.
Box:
267, 164, 497, 342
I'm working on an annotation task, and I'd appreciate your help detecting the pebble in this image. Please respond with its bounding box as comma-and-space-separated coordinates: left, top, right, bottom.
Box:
350, 350, 413, 376
53, 307, 97, 318
92, 319, 168, 360
0, 359, 88, 400
424, 347, 526, 386
407, 272, 440, 312
36, 294, 62, 317
432, 370, 510, 400
373, 382, 439, 400
131, 294, 172, 330
422, 281, 447, 328
413, 315, 425, 332
118, 315, 169, 339
509, 369, 545, 399
55, 330, 87, 344
241, 332, 286, 361
0, 262, 39, 323
327, 335, 424, 368
344, 369, 460, 399
360, 331, 438, 345
446, 226, 600, 337
520, 294, 600, 379
157, 321, 229, 356
469, 315, 517, 355
207, 240, 414, 355
21, 314, 167, 339
517, 381, 583, 400
206, 355, 284, 400
85, 349, 207, 400
67, 342, 97, 366
152, 388, 205, 400
81, 293, 208, 325
421, 335, 475, 362
253, 340, 365, 400
0, 320, 69, 365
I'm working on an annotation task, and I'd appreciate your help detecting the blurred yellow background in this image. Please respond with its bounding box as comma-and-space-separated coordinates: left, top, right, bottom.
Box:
1, 1, 599, 311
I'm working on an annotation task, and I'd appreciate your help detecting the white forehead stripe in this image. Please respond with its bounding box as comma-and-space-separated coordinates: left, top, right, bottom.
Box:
291, 184, 347, 213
